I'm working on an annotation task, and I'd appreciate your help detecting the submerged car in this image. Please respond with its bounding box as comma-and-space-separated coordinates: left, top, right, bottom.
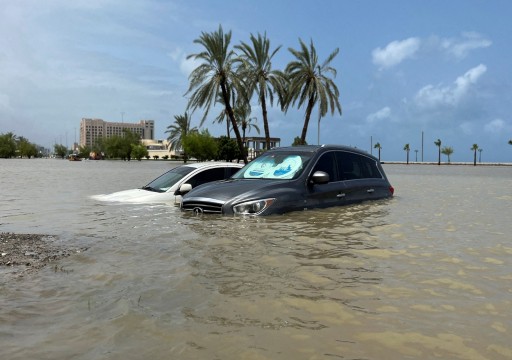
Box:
181, 145, 394, 215
92, 162, 243, 205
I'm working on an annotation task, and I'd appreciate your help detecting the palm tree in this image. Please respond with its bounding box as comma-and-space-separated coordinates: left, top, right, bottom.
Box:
441, 146, 454, 163
284, 38, 342, 144
165, 112, 197, 163
235, 32, 286, 151
374, 142, 382, 162
186, 25, 248, 164
471, 143, 479, 166
478, 148, 483, 163
403, 143, 410, 164
434, 139, 442, 165
213, 94, 232, 138
234, 104, 261, 146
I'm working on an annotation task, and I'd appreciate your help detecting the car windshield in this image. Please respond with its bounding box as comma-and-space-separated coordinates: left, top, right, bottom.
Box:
233, 152, 313, 180
142, 166, 195, 192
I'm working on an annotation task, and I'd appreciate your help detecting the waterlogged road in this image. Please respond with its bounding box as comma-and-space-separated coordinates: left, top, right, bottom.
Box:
1, 159, 511, 359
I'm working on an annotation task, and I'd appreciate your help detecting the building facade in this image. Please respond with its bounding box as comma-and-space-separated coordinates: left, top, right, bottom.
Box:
79, 118, 154, 147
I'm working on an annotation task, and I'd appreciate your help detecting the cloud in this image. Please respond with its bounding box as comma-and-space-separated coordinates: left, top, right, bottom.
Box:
372, 32, 492, 70
372, 37, 421, 69
414, 64, 487, 108
484, 118, 507, 134
366, 107, 391, 123
441, 32, 492, 60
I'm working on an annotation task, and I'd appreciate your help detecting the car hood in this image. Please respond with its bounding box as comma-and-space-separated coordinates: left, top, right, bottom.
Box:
91, 188, 176, 204
183, 179, 290, 203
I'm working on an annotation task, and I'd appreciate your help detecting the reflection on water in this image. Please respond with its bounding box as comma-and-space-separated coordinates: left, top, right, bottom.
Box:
1, 159, 511, 359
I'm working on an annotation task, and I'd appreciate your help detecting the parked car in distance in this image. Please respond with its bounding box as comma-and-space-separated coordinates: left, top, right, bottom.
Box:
91, 162, 243, 205
181, 145, 394, 215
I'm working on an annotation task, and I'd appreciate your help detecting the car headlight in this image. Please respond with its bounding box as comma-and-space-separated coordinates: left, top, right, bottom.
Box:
232, 198, 275, 215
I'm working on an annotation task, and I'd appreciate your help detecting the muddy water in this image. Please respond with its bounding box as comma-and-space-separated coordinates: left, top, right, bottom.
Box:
1, 159, 511, 359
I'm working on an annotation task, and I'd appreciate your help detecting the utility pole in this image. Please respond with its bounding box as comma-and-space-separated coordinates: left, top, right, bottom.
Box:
421, 131, 424, 162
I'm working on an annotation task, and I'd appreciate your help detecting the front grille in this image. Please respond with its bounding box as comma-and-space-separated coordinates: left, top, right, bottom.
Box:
181, 200, 223, 214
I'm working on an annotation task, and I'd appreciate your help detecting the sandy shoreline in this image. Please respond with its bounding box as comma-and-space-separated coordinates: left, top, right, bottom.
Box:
0, 232, 87, 279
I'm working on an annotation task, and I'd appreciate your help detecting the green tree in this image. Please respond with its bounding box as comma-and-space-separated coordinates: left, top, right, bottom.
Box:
403, 143, 410, 164
186, 25, 248, 164
470, 143, 479, 166
235, 32, 286, 151
0, 132, 18, 158
217, 135, 243, 162
292, 136, 308, 146
18, 138, 38, 158
131, 144, 149, 161
54, 144, 68, 159
166, 112, 197, 163
182, 130, 218, 161
78, 145, 91, 159
374, 142, 382, 162
434, 139, 442, 165
284, 38, 342, 144
103, 129, 140, 160
441, 146, 454, 163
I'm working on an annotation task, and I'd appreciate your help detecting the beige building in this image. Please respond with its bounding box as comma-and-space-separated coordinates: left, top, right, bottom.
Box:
79, 118, 155, 147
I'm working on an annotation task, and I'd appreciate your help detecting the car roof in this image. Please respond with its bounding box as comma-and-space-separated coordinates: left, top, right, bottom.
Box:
181, 161, 244, 169
267, 144, 375, 158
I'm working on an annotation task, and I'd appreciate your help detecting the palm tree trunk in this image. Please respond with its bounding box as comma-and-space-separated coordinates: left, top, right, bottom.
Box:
260, 89, 271, 150
221, 82, 248, 164
473, 150, 477, 166
300, 94, 316, 144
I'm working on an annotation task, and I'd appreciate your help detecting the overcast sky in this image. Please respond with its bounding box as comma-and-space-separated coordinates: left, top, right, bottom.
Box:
1, 0, 511, 162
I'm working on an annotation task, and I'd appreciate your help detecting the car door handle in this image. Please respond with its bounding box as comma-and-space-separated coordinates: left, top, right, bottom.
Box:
337, 193, 346, 198
367, 188, 375, 193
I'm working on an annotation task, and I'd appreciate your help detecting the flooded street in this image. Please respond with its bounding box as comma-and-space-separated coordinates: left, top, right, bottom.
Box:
1, 159, 511, 359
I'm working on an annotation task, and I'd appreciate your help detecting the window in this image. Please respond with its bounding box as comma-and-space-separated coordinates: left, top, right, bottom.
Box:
187, 168, 228, 188
312, 152, 337, 182
336, 151, 382, 180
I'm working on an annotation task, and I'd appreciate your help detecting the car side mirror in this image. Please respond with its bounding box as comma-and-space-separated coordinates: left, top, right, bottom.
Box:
177, 183, 193, 195
310, 171, 329, 185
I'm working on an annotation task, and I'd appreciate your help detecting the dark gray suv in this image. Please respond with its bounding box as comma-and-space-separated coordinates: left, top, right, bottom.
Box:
181, 145, 394, 216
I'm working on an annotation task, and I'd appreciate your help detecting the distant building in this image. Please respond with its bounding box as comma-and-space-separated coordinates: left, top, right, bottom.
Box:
140, 139, 175, 159
79, 118, 154, 147
245, 136, 281, 159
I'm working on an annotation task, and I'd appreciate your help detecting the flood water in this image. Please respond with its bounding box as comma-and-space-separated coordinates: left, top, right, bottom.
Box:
1, 158, 511, 360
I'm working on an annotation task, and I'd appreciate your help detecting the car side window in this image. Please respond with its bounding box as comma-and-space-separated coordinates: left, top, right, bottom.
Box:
337, 151, 382, 180
360, 157, 383, 178
312, 152, 337, 182
187, 168, 227, 188
337, 151, 363, 180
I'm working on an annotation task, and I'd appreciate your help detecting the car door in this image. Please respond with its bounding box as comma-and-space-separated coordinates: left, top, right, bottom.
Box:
305, 151, 347, 209
174, 167, 234, 204
336, 151, 384, 203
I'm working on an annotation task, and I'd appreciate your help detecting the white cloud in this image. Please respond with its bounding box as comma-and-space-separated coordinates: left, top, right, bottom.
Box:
441, 32, 492, 60
366, 107, 391, 123
372, 37, 421, 69
459, 122, 474, 135
414, 64, 487, 108
484, 118, 506, 134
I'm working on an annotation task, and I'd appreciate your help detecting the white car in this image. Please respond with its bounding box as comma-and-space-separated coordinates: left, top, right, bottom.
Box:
92, 162, 243, 205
